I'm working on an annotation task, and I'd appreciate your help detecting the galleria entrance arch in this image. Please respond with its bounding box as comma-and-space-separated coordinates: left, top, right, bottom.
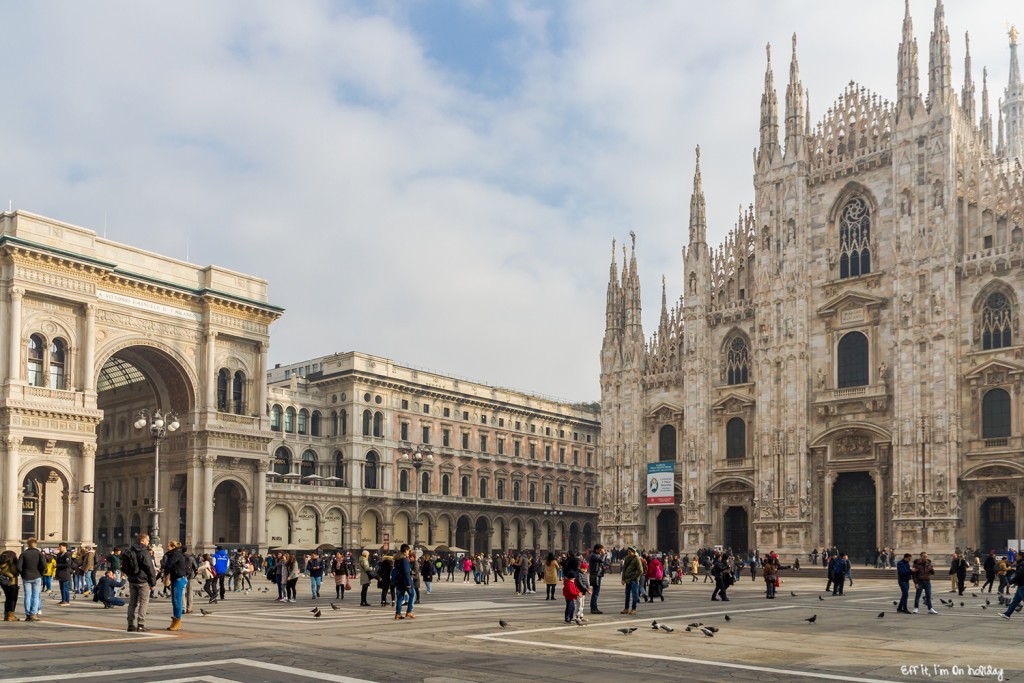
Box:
0, 211, 281, 553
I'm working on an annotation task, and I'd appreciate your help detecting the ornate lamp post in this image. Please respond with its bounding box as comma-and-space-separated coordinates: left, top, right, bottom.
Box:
134, 409, 180, 548
543, 505, 564, 552
402, 447, 433, 548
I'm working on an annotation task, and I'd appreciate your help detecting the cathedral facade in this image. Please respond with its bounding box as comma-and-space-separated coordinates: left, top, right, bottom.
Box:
599, 2, 1024, 559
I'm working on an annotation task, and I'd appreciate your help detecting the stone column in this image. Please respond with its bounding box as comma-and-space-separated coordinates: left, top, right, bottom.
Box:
242, 502, 254, 546
82, 304, 96, 392
7, 288, 23, 382
256, 341, 268, 424
204, 333, 216, 411
201, 454, 215, 551
3, 436, 22, 548
79, 443, 96, 545
468, 530, 476, 555
254, 460, 268, 550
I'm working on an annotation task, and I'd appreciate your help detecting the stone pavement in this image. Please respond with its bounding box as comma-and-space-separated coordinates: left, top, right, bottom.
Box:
1, 573, 1021, 683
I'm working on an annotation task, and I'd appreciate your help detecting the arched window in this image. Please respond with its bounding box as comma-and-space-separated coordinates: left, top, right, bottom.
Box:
461, 476, 470, 497
982, 388, 1011, 439
837, 331, 869, 388
726, 417, 746, 460
333, 451, 346, 485
232, 371, 245, 414
544, 483, 551, 504
726, 337, 750, 385
301, 450, 317, 478
340, 410, 348, 436
284, 407, 296, 433
529, 482, 536, 502
585, 489, 592, 507
496, 479, 505, 500
421, 471, 430, 494
442, 473, 451, 496
399, 469, 410, 492
297, 409, 309, 435
364, 451, 379, 489
362, 410, 371, 436
513, 481, 521, 501
270, 405, 282, 431
311, 411, 321, 437
216, 368, 229, 411
572, 488, 579, 506
49, 339, 67, 390
330, 411, 338, 437
373, 411, 383, 437
27, 334, 44, 387
558, 486, 565, 505
659, 424, 676, 461
982, 292, 1013, 350
479, 478, 488, 498
838, 196, 871, 279
273, 446, 292, 475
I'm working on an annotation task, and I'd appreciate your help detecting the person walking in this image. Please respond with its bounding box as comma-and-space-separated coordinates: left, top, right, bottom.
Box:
307, 553, 324, 600
997, 555, 1010, 595
17, 538, 46, 622
982, 551, 997, 593
588, 544, 605, 614
1, 549, 20, 621
124, 533, 157, 632
832, 554, 848, 596
896, 553, 913, 613
645, 555, 665, 602
562, 570, 581, 623
620, 547, 642, 615
284, 553, 299, 603
378, 554, 394, 607
331, 551, 348, 600
197, 554, 215, 601
952, 551, 969, 596
212, 547, 230, 600
163, 541, 189, 631
911, 551, 938, 614
690, 556, 700, 582
420, 553, 434, 595
999, 558, 1024, 620
358, 550, 372, 606
543, 553, 559, 600
393, 545, 415, 620
763, 554, 778, 599
711, 552, 731, 602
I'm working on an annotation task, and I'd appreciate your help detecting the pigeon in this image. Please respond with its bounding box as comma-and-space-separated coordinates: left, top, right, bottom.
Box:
960, 602, 965, 607
618, 627, 637, 635
651, 620, 659, 630
700, 628, 714, 638
790, 591, 797, 597
199, 609, 211, 616
687, 622, 702, 628
330, 603, 340, 611
986, 599, 991, 605
982, 605, 987, 609
685, 626, 692, 632
972, 593, 978, 598
805, 615, 817, 623
892, 600, 898, 606
659, 624, 674, 633
313, 610, 322, 619
310, 607, 319, 613
818, 595, 824, 601
877, 612, 885, 618
724, 615, 731, 622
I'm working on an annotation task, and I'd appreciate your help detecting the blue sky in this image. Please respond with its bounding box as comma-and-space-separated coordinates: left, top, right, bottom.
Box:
0, 1, 1020, 400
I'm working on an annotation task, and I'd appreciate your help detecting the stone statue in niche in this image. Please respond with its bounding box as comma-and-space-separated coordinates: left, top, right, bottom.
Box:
761, 479, 772, 500
784, 317, 794, 338
933, 184, 943, 208
787, 477, 797, 496
878, 362, 887, 382
817, 368, 826, 389
902, 474, 913, 497
827, 248, 836, 268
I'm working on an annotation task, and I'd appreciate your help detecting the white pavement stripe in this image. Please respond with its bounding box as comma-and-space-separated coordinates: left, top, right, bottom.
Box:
0, 636, 162, 651
486, 637, 894, 683
1, 658, 377, 683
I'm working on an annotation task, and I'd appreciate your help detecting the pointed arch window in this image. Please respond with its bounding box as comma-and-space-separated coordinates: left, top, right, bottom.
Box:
232, 371, 245, 414
658, 424, 677, 461
838, 196, 871, 279
216, 369, 229, 411
981, 292, 1013, 350
49, 339, 67, 390
982, 388, 1011, 439
27, 334, 44, 387
726, 337, 750, 385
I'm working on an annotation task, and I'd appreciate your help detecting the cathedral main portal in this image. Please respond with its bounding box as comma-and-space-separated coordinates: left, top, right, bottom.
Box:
831, 471, 877, 561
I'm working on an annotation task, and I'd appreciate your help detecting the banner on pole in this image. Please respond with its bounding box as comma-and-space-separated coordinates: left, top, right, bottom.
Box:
646, 462, 675, 506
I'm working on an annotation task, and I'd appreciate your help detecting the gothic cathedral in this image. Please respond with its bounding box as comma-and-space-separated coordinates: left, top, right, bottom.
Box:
599, 2, 1024, 560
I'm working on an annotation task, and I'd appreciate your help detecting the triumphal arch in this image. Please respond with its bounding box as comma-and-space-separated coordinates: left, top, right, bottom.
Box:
0, 211, 281, 553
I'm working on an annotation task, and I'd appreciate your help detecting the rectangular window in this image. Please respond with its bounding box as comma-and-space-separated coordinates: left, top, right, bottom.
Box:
498, 418, 504, 427
402, 399, 409, 409
422, 426, 430, 444
587, 435, 592, 443
586, 451, 593, 467
573, 432, 578, 441
443, 407, 450, 417
514, 440, 521, 457
481, 414, 487, 424
515, 421, 521, 430
442, 429, 450, 447
423, 403, 430, 414
400, 423, 409, 441
530, 424, 536, 434
559, 429, 564, 438
463, 411, 469, 420
573, 449, 579, 465
559, 447, 565, 463
984, 235, 993, 249
529, 443, 536, 458
545, 427, 551, 436
480, 435, 488, 452
497, 438, 505, 455
545, 446, 551, 461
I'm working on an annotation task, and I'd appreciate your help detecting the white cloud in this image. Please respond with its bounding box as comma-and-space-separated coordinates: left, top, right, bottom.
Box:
0, 0, 1019, 400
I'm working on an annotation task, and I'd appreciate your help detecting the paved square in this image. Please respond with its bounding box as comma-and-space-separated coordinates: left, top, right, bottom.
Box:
1, 571, 1021, 682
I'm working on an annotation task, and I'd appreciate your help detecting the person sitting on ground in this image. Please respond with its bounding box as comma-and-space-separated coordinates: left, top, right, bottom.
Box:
93, 569, 126, 608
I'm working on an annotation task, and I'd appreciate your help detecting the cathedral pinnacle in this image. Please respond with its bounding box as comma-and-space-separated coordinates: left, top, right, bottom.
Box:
927, 0, 951, 111
962, 32, 975, 123
1003, 24, 1024, 159
688, 145, 706, 245
784, 32, 805, 160
981, 67, 993, 152
896, 0, 921, 121
758, 42, 779, 166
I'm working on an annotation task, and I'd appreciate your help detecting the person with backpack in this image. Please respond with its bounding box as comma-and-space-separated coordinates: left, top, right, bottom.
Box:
123, 533, 157, 632
212, 547, 230, 600
644, 555, 665, 603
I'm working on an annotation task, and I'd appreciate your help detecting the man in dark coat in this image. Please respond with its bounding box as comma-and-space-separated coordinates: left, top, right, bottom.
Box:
93, 570, 126, 608
124, 533, 157, 632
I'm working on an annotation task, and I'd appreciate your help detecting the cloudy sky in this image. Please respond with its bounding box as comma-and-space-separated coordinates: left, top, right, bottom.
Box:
0, 1, 1019, 401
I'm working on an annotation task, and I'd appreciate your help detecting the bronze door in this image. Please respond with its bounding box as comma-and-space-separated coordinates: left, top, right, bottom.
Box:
831, 472, 876, 561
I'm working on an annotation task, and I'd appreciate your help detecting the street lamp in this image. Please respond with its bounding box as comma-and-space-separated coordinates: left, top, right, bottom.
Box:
134, 408, 180, 548
402, 446, 433, 549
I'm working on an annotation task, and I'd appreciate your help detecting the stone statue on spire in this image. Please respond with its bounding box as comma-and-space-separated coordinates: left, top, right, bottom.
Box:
1011, 25, 1020, 47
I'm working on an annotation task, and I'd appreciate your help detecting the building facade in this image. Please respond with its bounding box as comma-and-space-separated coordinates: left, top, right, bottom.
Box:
0, 210, 282, 553
265, 351, 600, 555
600, 4, 1024, 558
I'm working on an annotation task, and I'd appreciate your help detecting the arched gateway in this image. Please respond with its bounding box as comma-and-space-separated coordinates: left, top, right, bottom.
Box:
0, 211, 281, 553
